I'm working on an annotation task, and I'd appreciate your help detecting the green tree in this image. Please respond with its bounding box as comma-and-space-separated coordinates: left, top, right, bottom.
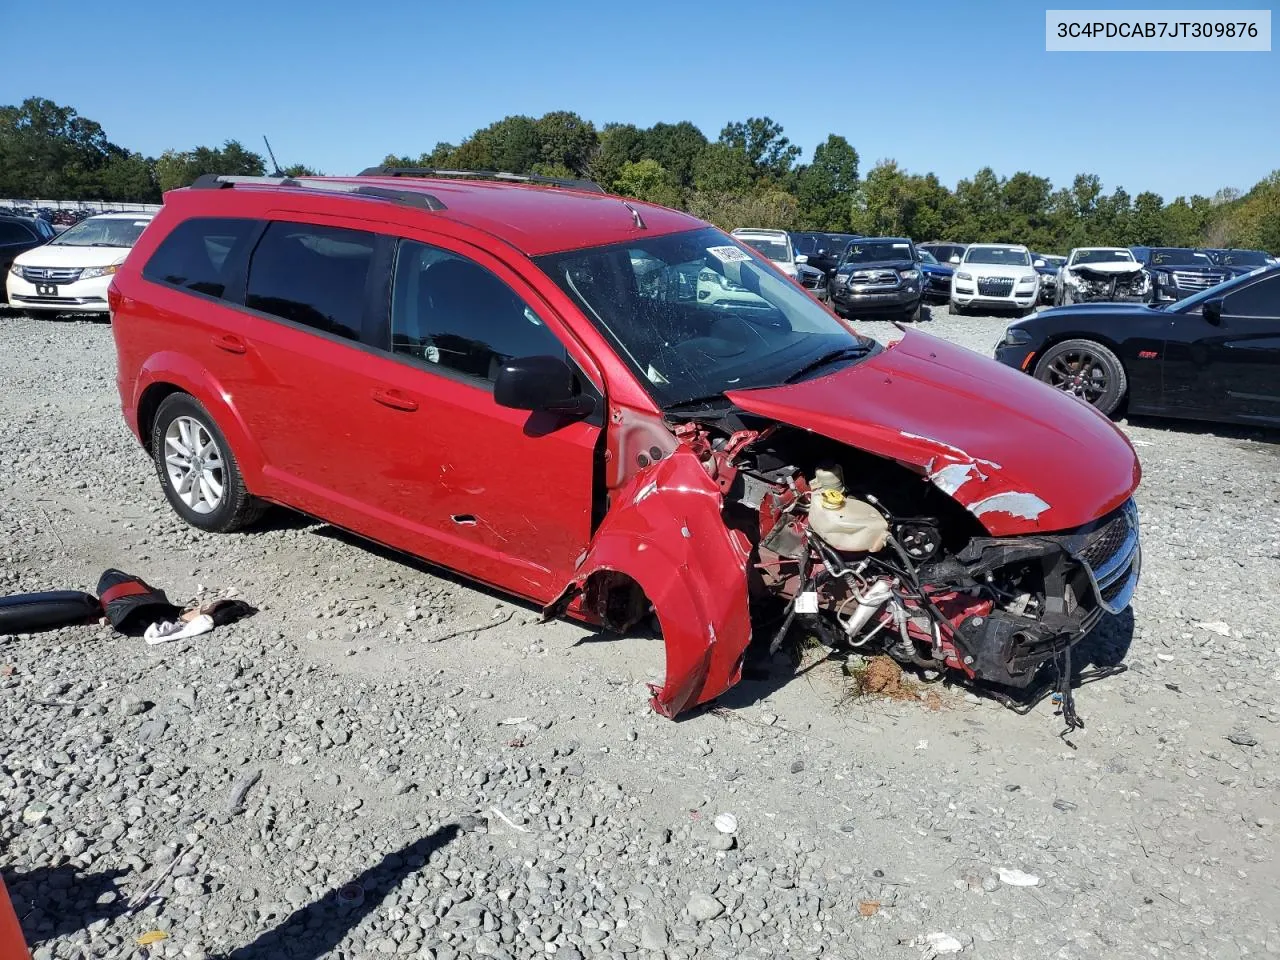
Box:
643, 121, 709, 188
613, 159, 681, 207
954, 167, 1004, 240
686, 189, 798, 231
795, 134, 859, 230
1130, 191, 1166, 246
590, 123, 648, 190
535, 111, 597, 175
718, 117, 801, 181
692, 143, 754, 194
478, 115, 542, 173
154, 141, 266, 192
0, 97, 116, 198
95, 150, 159, 202
280, 163, 320, 177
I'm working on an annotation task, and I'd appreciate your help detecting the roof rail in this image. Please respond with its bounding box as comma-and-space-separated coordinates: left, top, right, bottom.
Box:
357, 167, 607, 195
188, 174, 447, 211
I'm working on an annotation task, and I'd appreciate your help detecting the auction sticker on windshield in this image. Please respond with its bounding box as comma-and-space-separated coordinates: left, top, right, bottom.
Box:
707, 246, 753, 263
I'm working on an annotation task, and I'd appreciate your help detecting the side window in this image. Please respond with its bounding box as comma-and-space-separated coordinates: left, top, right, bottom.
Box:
390, 239, 564, 383
0, 222, 30, 243
1222, 274, 1280, 318
245, 223, 375, 341
143, 218, 258, 299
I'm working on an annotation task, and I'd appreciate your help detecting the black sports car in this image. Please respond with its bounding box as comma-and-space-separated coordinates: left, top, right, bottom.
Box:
994, 264, 1280, 426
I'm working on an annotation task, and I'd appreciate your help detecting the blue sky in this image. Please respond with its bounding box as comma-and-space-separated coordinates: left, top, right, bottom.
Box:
5, 0, 1276, 198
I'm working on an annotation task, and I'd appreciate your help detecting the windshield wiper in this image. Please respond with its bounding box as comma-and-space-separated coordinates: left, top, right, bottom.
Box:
782, 344, 873, 384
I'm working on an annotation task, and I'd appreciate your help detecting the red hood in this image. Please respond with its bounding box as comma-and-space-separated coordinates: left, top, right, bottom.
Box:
726, 328, 1140, 535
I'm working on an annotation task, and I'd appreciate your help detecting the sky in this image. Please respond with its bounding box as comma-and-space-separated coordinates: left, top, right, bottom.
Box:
4, 0, 1277, 199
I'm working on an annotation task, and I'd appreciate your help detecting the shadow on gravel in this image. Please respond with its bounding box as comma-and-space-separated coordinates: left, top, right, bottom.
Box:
709, 608, 1136, 719
219, 823, 460, 960
2, 863, 129, 945
1124, 415, 1280, 446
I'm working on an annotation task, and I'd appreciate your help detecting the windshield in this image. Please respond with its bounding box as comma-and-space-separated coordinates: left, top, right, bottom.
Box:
1219, 250, 1271, 266
737, 236, 790, 262
1149, 248, 1212, 267
964, 246, 1030, 266
535, 226, 875, 407
1072, 249, 1137, 265
918, 250, 939, 265
51, 217, 150, 248
841, 240, 913, 264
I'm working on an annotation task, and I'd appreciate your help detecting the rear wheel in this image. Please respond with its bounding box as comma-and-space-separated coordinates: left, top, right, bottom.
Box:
1032, 339, 1127, 416
151, 393, 265, 532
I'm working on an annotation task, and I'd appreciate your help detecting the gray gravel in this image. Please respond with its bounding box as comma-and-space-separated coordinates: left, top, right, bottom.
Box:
2, 304, 1279, 959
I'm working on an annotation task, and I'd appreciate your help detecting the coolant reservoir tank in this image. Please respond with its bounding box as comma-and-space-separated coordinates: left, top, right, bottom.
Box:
808, 468, 889, 553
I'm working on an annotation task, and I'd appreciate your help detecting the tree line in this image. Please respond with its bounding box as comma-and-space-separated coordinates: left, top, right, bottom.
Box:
3, 97, 1276, 254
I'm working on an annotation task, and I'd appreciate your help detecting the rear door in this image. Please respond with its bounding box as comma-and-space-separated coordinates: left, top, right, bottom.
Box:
348, 233, 603, 601
0, 220, 39, 273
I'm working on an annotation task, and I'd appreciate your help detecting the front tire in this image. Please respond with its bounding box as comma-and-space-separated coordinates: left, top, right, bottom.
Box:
1032, 339, 1128, 417
949, 300, 965, 316
903, 299, 922, 323
151, 393, 265, 532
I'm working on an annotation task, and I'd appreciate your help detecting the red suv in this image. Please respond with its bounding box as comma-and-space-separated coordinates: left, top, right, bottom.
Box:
110, 170, 1141, 718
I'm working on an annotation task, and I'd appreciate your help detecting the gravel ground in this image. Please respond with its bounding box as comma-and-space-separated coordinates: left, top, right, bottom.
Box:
2, 302, 1278, 960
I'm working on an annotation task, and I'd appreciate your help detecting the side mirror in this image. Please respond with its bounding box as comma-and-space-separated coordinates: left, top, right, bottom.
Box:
1033, 259, 1046, 267
494, 355, 594, 417
949, 255, 961, 264
1202, 298, 1224, 325
795, 254, 808, 264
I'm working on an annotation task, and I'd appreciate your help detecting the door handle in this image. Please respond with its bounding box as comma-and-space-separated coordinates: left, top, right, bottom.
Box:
371, 388, 419, 412
211, 334, 247, 355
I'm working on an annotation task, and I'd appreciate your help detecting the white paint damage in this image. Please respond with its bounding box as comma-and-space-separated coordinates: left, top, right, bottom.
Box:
928, 462, 981, 496
968, 491, 1051, 521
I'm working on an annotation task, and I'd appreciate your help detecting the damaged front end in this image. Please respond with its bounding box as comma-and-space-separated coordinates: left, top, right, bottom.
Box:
546, 330, 1141, 719
1063, 265, 1150, 304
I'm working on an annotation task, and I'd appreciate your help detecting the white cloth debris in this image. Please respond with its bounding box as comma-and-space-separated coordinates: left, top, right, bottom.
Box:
997, 868, 1040, 886
920, 932, 964, 954
144, 614, 214, 645
1195, 621, 1232, 637
714, 813, 738, 834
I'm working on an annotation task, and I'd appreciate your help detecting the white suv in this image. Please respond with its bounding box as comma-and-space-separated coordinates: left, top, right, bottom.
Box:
950, 243, 1040, 315
730, 228, 800, 279
7, 212, 154, 315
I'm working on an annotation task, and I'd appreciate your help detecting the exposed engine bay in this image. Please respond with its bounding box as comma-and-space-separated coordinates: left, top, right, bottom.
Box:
675, 417, 1140, 706
1062, 264, 1150, 303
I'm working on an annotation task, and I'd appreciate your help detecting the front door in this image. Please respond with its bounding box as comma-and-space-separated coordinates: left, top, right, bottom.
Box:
1162, 273, 1280, 424
352, 235, 603, 602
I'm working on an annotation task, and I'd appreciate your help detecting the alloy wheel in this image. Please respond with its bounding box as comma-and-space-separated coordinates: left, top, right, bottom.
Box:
163, 416, 225, 515
1045, 348, 1108, 403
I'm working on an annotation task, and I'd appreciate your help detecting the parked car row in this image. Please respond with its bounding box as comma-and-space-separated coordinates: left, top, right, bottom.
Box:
5, 212, 155, 314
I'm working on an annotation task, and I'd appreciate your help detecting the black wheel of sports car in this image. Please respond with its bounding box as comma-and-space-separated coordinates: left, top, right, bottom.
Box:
1033, 339, 1128, 416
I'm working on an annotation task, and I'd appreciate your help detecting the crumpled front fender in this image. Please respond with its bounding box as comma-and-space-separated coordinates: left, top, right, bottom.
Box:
545, 448, 752, 718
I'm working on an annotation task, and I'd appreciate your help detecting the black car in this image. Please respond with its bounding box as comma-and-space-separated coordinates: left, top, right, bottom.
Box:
790, 231, 862, 277
827, 237, 925, 322
0, 214, 55, 277
1202, 248, 1276, 278
994, 264, 1280, 426
1133, 246, 1230, 303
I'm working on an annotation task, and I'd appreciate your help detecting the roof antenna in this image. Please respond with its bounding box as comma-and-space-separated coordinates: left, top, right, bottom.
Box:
263, 136, 283, 177
620, 198, 646, 230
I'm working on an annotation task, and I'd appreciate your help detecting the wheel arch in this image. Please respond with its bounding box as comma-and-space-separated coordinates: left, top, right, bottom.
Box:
131, 353, 267, 490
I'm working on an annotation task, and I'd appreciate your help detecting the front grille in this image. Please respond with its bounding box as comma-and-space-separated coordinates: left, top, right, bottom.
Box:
1100, 577, 1128, 605
1172, 271, 1226, 291
20, 266, 82, 283
977, 276, 1014, 297
849, 270, 897, 287
1079, 512, 1130, 570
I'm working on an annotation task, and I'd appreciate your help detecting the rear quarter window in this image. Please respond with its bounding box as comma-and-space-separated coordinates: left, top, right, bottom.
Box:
142, 218, 259, 299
